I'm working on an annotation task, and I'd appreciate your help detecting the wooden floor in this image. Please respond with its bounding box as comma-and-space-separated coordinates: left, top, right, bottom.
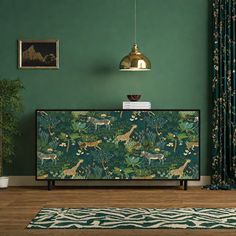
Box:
0, 186, 236, 236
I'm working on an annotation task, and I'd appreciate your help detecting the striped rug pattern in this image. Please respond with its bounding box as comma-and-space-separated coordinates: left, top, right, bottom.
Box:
27, 207, 236, 229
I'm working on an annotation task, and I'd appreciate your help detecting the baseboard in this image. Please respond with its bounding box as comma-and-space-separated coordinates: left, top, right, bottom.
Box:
8, 176, 210, 187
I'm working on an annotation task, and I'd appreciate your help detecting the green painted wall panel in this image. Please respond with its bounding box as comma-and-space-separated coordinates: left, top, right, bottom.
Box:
0, 0, 211, 176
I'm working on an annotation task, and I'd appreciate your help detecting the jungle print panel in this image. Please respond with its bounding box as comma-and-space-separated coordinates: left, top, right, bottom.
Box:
36, 110, 200, 180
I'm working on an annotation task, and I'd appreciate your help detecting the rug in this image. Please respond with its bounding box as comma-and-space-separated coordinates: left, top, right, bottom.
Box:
27, 208, 236, 229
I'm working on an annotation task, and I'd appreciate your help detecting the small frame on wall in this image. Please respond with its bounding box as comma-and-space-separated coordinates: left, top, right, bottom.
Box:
18, 40, 59, 69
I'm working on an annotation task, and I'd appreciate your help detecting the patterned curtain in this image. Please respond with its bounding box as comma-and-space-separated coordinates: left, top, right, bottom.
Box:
211, 0, 236, 189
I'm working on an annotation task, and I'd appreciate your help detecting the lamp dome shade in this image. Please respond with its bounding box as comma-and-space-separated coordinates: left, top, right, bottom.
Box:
119, 44, 151, 71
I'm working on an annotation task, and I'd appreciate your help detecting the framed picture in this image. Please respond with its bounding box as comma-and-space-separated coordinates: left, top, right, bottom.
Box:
18, 40, 59, 69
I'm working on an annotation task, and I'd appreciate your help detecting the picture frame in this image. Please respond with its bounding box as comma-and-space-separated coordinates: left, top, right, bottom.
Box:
18, 40, 59, 69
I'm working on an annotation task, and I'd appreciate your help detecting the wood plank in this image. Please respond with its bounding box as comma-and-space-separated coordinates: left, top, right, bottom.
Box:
0, 187, 236, 236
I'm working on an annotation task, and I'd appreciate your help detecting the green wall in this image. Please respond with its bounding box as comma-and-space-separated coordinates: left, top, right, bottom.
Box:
0, 0, 211, 176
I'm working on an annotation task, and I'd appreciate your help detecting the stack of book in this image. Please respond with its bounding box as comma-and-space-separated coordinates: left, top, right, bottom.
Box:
123, 101, 151, 109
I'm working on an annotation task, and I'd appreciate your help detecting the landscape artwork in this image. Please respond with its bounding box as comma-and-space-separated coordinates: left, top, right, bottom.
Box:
18, 40, 59, 68
36, 110, 200, 180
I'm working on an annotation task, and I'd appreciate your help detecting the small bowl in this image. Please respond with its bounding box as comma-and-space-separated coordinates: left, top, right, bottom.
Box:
127, 95, 141, 101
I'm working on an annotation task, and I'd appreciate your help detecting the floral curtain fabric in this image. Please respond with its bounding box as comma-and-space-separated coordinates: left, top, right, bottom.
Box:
212, 0, 236, 188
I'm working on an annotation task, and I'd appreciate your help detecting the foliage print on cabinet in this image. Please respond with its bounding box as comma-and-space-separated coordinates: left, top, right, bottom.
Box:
36, 110, 200, 180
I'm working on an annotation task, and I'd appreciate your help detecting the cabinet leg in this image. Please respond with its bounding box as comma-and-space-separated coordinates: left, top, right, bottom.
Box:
183, 180, 188, 190
180, 180, 183, 186
48, 181, 52, 191
52, 180, 55, 187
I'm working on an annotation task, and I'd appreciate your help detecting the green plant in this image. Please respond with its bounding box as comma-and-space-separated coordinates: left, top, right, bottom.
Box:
0, 79, 23, 176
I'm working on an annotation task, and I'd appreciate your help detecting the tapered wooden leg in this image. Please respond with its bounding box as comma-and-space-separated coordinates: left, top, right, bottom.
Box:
183, 180, 188, 190
52, 180, 55, 187
180, 180, 183, 186
48, 181, 52, 191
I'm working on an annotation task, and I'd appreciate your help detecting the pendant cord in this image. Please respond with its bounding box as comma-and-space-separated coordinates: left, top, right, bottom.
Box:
134, 0, 137, 44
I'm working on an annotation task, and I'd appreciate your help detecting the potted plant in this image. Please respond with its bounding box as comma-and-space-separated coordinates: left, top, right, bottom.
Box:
0, 79, 23, 188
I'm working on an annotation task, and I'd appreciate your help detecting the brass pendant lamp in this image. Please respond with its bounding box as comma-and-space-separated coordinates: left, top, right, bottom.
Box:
119, 0, 151, 71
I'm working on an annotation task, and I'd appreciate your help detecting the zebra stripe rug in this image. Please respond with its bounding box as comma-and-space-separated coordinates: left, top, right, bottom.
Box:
27, 208, 236, 229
